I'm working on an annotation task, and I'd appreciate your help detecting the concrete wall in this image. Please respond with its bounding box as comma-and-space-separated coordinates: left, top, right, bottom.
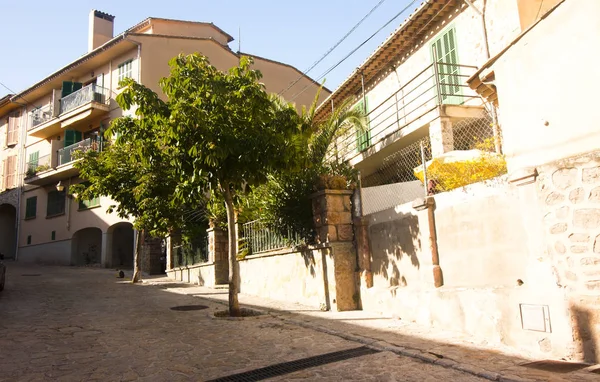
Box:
237, 246, 336, 310
494, 0, 600, 173
361, 179, 575, 358
17, 239, 71, 265
168, 263, 217, 287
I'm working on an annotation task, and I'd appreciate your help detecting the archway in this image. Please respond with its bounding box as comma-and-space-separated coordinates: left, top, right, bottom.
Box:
71, 227, 102, 266
0, 204, 16, 259
107, 222, 134, 269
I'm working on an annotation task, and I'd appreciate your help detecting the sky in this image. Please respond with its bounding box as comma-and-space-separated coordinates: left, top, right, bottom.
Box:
0, 0, 421, 99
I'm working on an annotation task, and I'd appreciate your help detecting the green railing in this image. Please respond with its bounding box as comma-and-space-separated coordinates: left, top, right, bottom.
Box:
241, 219, 303, 255
173, 236, 209, 267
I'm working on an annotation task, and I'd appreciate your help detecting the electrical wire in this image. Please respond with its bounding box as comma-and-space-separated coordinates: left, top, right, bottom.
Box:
288, 0, 418, 103
278, 0, 389, 96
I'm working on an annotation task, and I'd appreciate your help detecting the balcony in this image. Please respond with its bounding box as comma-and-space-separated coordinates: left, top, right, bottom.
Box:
24, 138, 101, 186
329, 61, 484, 168
28, 84, 110, 139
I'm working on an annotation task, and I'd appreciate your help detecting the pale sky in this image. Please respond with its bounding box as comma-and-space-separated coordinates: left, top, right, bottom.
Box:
0, 0, 419, 98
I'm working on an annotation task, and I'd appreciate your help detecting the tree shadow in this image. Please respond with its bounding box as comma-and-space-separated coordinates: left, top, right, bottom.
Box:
368, 211, 421, 290
571, 303, 598, 364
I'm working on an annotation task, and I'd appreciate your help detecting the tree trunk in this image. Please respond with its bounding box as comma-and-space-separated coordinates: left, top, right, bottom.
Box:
222, 186, 241, 317
131, 229, 143, 283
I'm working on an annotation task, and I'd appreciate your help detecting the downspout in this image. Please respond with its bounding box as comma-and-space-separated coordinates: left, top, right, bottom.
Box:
15, 105, 28, 260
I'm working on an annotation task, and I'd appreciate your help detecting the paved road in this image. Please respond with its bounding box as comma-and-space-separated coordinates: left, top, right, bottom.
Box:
0, 263, 486, 381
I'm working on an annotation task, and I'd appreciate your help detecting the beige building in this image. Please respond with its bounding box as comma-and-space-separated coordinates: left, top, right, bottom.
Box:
5, 10, 328, 268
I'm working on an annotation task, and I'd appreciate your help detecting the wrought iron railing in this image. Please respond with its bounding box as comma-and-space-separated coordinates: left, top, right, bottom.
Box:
25, 154, 52, 178
241, 219, 302, 255
59, 84, 109, 115
327, 61, 480, 164
29, 104, 54, 130
57, 138, 100, 166
173, 237, 209, 267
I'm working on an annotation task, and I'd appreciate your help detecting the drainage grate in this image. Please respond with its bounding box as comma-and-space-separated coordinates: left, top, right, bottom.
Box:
521, 360, 589, 373
206, 346, 379, 381
170, 305, 209, 311
21, 274, 41, 277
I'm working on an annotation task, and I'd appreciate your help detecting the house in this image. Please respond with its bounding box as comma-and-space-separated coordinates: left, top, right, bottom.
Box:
0, 95, 25, 259
3, 10, 328, 269
467, 0, 600, 363
314, 0, 522, 202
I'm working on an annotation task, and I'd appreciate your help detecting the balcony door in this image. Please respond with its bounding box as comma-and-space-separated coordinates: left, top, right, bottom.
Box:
431, 26, 461, 105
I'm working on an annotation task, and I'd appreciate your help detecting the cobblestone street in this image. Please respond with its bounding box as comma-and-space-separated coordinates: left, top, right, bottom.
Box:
0, 263, 486, 381
1, 263, 599, 381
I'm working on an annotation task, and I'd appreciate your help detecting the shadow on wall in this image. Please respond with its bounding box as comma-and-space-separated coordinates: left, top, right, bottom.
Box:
571, 303, 599, 363
369, 211, 421, 292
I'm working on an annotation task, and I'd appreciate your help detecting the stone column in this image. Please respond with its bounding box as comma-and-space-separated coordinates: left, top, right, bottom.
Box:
208, 226, 229, 284
311, 189, 359, 311
100, 232, 111, 268
354, 217, 373, 288
141, 231, 163, 275
429, 116, 454, 157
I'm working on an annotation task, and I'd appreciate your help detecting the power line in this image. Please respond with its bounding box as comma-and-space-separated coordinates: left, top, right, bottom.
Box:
289, 0, 418, 103
0, 80, 33, 107
279, 0, 389, 97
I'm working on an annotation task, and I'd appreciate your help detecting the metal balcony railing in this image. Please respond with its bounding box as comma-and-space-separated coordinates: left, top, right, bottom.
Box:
57, 138, 100, 166
25, 154, 52, 178
328, 61, 480, 163
59, 84, 109, 115
29, 104, 54, 130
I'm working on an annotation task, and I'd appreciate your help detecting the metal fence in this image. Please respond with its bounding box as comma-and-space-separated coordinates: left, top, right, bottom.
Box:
241, 219, 303, 255
173, 236, 209, 267
58, 138, 100, 166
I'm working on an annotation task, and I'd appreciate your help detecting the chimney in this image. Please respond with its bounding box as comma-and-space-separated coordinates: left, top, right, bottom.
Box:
88, 10, 115, 52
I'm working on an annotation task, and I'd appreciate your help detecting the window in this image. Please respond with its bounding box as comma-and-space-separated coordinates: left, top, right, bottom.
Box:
27, 151, 39, 175
27, 235, 31, 245
431, 26, 461, 105
79, 196, 100, 210
355, 97, 371, 152
6, 110, 20, 145
51, 231, 56, 241
3, 155, 17, 189
118, 60, 133, 83
46, 190, 66, 217
25, 197, 37, 219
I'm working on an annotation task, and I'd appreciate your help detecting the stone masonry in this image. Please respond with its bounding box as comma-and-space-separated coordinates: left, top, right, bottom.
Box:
208, 226, 228, 284
312, 189, 359, 311
536, 150, 600, 362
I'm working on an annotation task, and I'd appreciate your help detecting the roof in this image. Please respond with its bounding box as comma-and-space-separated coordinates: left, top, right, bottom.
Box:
314, 0, 461, 120
11, 16, 236, 101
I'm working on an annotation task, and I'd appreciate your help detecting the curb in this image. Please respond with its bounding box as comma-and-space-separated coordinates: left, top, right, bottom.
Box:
279, 316, 509, 382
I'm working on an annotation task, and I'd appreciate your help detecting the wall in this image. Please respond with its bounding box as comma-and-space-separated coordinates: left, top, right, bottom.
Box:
494, 0, 600, 173
237, 246, 336, 310
143, 20, 231, 46
361, 179, 575, 358
168, 263, 216, 287
18, 239, 71, 264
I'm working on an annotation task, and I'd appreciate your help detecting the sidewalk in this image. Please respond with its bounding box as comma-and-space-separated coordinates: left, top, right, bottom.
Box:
144, 275, 600, 382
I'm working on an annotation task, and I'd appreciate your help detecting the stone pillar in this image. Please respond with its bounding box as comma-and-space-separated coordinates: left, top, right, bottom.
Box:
311, 189, 359, 311
413, 196, 443, 288
165, 236, 174, 271
100, 232, 111, 268
208, 226, 228, 284
141, 231, 163, 275
354, 217, 373, 288
429, 116, 454, 157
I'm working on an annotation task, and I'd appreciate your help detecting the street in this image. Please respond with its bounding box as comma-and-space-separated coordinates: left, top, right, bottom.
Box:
0, 263, 485, 381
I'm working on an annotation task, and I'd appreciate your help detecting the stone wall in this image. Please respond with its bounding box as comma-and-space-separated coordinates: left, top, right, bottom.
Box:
536, 151, 600, 362
141, 232, 163, 275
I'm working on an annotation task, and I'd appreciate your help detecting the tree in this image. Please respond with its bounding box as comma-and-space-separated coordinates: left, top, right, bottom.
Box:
72, 81, 187, 283
161, 54, 303, 316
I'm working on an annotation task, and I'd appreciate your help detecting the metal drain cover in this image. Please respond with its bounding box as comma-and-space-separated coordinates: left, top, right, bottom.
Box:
170, 305, 209, 311
207, 346, 379, 381
21, 274, 42, 277
521, 360, 588, 373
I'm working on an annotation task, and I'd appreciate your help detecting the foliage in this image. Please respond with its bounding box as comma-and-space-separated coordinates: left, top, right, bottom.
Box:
25, 164, 51, 178
414, 152, 507, 192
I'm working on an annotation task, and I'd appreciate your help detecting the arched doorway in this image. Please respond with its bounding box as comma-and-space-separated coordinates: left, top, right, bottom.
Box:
71, 227, 102, 266
0, 204, 16, 259
107, 222, 134, 269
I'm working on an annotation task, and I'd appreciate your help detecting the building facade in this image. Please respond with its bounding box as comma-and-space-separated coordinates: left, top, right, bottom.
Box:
5, 10, 327, 268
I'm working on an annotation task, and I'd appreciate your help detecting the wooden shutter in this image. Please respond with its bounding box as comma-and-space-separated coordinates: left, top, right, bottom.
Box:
29, 151, 39, 167
47, 190, 66, 216
64, 130, 82, 147
5, 155, 16, 189
6, 110, 19, 145
72, 82, 83, 93
432, 27, 461, 104
61, 81, 74, 98
25, 196, 37, 219
355, 97, 371, 152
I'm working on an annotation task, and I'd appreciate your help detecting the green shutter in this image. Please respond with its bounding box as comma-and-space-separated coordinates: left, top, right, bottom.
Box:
25, 197, 37, 219
72, 82, 83, 92
79, 196, 100, 210
432, 26, 461, 105
28, 151, 39, 173
355, 97, 371, 152
51, 231, 56, 241
47, 190, 66, 217
61, 81, 74, 98
64, 130, 82, 148
27, 235, 31, 245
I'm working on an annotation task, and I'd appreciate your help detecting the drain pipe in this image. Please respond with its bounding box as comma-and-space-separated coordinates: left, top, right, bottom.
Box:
14, 105, 29, 260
